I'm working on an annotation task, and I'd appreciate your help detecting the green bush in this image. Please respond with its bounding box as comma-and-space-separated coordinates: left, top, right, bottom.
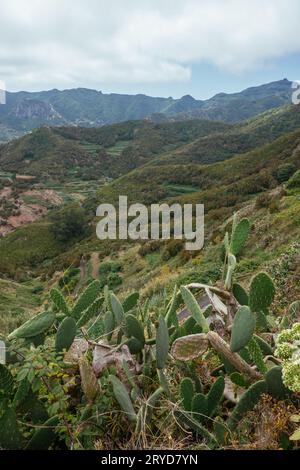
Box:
161, 239, 184, 261
287, 169, 300, 190
276, 163, 297, 183
99, 261, 122, 275
50, 206, 90, 242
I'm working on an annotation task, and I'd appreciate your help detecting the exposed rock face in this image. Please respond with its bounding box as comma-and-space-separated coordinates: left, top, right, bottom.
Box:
12, 99, 62, 121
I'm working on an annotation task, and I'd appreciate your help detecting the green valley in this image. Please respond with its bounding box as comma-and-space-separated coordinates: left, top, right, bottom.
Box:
0, 89, 300, 452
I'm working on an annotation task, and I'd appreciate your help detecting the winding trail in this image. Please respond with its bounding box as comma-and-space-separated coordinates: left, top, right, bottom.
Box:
91, 252, 100, 280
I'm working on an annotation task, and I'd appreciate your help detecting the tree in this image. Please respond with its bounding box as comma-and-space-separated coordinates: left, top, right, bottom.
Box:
51, 206, 89, 242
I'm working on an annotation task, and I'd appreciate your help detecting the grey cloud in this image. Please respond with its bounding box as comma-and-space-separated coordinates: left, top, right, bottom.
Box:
0, 0, 300, 91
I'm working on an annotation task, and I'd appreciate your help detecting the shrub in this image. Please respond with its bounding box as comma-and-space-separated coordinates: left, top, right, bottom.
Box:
107, 272, 123, 288
98, 261, 122, 275
255, 192, 272, 209
161, 239, 184, 261
287, 170, 300, 190
58, 268, 80, 290
138, 240, 161, 257
276, 163, 297, 184
50, 206, 89, 242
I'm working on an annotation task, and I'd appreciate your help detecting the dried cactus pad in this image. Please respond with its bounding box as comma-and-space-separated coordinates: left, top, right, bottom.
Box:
171, 334, 209, 361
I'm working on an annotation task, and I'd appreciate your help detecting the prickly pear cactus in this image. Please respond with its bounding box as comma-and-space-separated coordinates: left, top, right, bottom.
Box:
249, 272, 275, 314
125, 314, 145, 346
55, 317, 77, 352
228, 380, 267, 430
232, 283, 249, 306
180, 377, 195, 411
207, 376, 225, 416
8, 311, 56, 341
72, 280, 102, 320
110, 375, 137, 422
171, 334, 209, 361
77, 297, 104, 328
156, 316, 169, 370
230, 218, 251, 256
180, 286, 209, 333
123, 292, 139, 313
26, 416, 59, 450
230, 306, 256, 353
110, 293, 125, 325
50, 288, 69, 316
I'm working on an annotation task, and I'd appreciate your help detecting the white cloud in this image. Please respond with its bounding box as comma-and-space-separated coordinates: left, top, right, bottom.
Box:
0, 0, 300, 91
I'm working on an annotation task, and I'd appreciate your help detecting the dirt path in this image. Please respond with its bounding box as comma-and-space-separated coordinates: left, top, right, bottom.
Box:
75, 256, 88, 294
91, 252, 100, 279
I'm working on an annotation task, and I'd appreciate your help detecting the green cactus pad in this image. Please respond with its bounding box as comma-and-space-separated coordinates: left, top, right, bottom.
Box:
265, 366, 290, 400
253, 334, 273, 356
180, 377, 195, 411
249, 272, 275, 313
228, 380, 267, 430
0, 407, 23, 450
165, 285, 180, 328
104, 311, 115, 336
289, 301, 300, 319
110, 375, 137, 422
110, 293, 125, 325
230, 306, 256, 352
72, 280, 102, 320
192, 393, 208, 423
123, 292, 139, 313
156, 316, 169, 370
125, 314, 145, 345
207, 376, 225, 416
26, 416, 59, 450
180, 286, 209, 333
13, 378, 31, 408
232, 283, 249, 306
230, 218, 251, 256
8, 311, 55, 340
77, 297, 104, 328
125, 337, 144, 354
55, 317, 77, 352
213, 417, 231, 446
50, 288, 69, 316
247, 338, 267, 374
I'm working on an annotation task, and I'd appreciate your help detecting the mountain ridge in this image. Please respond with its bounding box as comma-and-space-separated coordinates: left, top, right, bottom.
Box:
0, 79, 294, 143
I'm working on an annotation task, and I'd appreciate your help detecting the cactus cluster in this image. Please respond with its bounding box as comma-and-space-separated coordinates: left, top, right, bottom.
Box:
1, 213, 299, 450
180, 376, 225, 422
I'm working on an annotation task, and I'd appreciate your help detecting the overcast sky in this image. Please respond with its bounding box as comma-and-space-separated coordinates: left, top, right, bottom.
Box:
1, 0, 300, 98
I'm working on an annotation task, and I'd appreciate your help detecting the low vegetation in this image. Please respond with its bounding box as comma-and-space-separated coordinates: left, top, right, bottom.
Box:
1, 214, 300, 450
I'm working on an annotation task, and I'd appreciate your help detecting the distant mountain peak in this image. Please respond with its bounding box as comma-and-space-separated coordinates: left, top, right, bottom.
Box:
180, 94, 196, 101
